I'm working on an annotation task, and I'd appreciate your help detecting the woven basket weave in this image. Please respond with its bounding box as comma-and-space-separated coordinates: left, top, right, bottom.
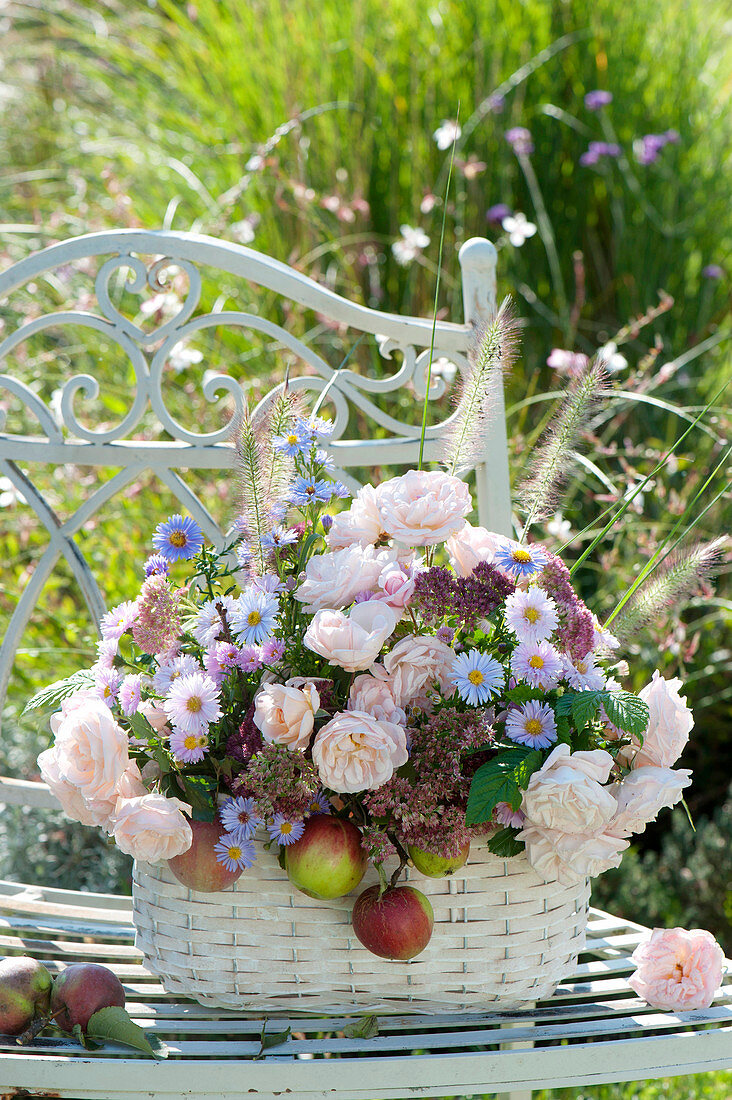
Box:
132, 845, 589, 1014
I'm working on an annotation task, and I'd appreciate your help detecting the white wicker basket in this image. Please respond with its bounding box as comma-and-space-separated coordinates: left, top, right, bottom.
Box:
132, 844, 589, 1014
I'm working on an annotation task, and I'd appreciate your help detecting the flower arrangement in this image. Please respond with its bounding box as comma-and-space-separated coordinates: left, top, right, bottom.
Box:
34, 307, 701, 962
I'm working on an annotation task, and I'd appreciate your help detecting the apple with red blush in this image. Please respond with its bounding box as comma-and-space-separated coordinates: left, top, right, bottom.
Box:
285, 816, 367, 899
352, 884, 434, 960
50, 962, 126, 1032
168, 817, 243, 892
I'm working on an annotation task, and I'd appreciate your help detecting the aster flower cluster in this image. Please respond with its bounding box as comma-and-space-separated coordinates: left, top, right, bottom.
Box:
37, 377, 694, 912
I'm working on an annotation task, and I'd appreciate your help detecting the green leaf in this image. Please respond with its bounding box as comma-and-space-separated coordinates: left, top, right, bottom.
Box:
487, 827, 525, 858
555, 714, 571, 744
178, 774, 217, 817
343, 1015, 379, 1040
86, 1007, 168, 1059
22, 669, 96, 715
466, 748, 533, 825
126, 711, 156, 742
602, 691, 650, 737
503, 684, 542, 705
571, 690, 605, 731
513, 749, 544, 790
255, 1022, 291, 1059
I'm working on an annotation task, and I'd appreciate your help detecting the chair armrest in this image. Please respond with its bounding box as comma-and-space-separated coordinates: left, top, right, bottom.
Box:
0, 775, 59, 809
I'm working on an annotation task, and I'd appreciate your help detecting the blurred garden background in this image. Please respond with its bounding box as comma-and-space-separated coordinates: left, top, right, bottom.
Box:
0, 1, 731, 1091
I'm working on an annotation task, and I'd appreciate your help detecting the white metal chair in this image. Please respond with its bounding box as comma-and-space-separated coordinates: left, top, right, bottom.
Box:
0, 230, 730, 1099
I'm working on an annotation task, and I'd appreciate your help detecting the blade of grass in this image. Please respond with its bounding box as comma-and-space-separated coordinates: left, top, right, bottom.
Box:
418, 104, 459, 471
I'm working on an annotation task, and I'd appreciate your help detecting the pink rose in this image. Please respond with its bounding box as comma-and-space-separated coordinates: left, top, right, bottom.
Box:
629, 927, 724, 1011
326, 485, 386, 549
138, 700, 171, 735
253, 682, 320, 751
46, 697, 131, 812
304, 602, 397, 672
608, 766, 692, 837
634, 671, 694, 768
37, 747, 107, 827
312, 710, 408, 793
383, 634, 456, 706
374, 562, 417, 611
295, 545, 388, 613
445, 521, 500, 577
375, 470, 472, 546
518, 823, 628, 885
348, 673, 406, 726
521, 744, 617, 835
111, 793, 193, 863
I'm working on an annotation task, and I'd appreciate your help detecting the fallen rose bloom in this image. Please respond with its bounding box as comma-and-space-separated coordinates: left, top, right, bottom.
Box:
629, 927, 724, 1011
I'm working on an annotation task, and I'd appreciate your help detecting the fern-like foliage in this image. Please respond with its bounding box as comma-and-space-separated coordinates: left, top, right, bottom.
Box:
438, 296, 520, 476
516, 358, 607, 535
612, 537, 726, 641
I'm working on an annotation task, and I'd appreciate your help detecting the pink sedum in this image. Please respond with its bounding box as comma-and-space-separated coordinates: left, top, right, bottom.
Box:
629, 927, 724, 1011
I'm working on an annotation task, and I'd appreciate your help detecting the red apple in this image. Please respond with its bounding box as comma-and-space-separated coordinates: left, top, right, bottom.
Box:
285, 816, 367, 899
168, 817, 244, 892
50, 963, 125, 1032
0, 956, 53, 1035
352, 884, 434, 960
408, 841, 470, 878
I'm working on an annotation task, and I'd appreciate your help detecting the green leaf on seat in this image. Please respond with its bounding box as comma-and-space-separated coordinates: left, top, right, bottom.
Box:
87, 1006, 168, 1059
343, 1015, 379, 1039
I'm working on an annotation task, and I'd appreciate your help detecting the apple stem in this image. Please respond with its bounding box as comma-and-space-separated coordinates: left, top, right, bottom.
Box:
389, 846, 409, 889
16, 1006, 67, 1046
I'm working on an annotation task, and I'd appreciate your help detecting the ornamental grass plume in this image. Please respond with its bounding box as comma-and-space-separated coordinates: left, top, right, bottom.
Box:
235, 386, 305, 573
438, 297, 520, 476
516, 358, 607, 536
611, 538, 726, 642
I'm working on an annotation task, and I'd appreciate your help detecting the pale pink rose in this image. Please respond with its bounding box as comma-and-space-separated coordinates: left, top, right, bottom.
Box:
115, 760, 147, 800
376, 470, 471, 546
633, 671, 694, 768
521, 745, 617, 835
37, 747, 106, 827
326, 485, 386, 549
50, 697, 130, 808
348, 674, 406, 726
253, 682, 320, 751
139, 700, 171, 735
445, 521, 501, 577
518, 823, 628, 885
374, 562, 417, 611
629, 927, 724, 1010
295, 545, 394, 613
304, 602, 397, 672
608, 766, 692, 837
312, 710, 408, 793
112, 793, 192, 862
383, 634, 456, 706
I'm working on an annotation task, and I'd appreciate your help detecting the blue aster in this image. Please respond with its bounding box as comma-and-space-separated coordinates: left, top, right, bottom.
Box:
272, 427, 311, 457
289, 476, 333, 506
214, 833, 256, 873
143, 553, 170, 578
260, 525, 299, 551
450, 649, 505, 706
494, 539, 548, 579
152, 514, 204, 562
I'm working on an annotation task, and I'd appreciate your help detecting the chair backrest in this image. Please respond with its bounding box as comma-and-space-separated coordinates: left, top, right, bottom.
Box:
0, 230, 512, 806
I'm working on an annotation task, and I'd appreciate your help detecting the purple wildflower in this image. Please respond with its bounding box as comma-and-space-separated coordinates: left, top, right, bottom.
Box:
486, 203, 512, 225
505, 126, 534, 155
584, 90, 613, 110
702, 264, 724, 280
